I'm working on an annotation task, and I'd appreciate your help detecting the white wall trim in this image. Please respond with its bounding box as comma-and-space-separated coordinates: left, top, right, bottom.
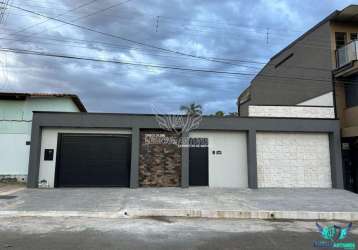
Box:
248, 105, 335, 118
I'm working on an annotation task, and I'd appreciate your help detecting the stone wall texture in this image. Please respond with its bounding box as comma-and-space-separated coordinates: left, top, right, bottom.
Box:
248, 105, 335, 118
139, 130, 181, 187
256, 132, 332, 188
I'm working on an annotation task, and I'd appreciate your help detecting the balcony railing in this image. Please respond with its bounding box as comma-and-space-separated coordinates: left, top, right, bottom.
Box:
336, 40, 358, 68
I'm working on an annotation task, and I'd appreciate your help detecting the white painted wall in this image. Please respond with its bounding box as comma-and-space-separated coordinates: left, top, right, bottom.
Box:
189, 131, 248, 188
256, 132, 332, 188
248, 105, 335, 118
0, 97, 81, 177
38, 128, 132, 188
0, 134, 30, 176
298, 92, 334, 106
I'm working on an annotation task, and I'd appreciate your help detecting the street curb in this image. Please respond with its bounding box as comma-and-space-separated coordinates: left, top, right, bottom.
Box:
126, 209, 358, 221
1, 209, 358, 221
0, 211, 123, 218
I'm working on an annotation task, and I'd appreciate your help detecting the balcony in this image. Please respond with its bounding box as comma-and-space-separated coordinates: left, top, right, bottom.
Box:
336, 40, 358, 68
334, 41, 358, 77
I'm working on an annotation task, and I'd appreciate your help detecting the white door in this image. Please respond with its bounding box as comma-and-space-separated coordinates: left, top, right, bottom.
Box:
189, 131, 248, 188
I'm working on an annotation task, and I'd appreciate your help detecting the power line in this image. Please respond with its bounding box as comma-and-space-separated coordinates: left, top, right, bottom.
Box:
0, 0, 10, 24
2, 7, 333, 48
4, 23, 331, 51
3, 5, 310, 38
2, 2, 326, 43
0, 8, 332, 72
14, 0, 62, 3
1, 0, 11, 25
5, 3, 272, 68
0, 4, 336, 73
8, 0, 101, 36
0, 29, 333, 73
0, 47, 345, 85
0, 36, 263, 71
0, 32, 333, 72
5, 5, 308, 37
0, 30, 260, 61
2, 4, 352, 91
1, 9, 331, 45
2, 3, 336, 46
157, 15, 308, 34
3, 47, 358, 90
8, 0, 133, 38
0, 47, 265, 75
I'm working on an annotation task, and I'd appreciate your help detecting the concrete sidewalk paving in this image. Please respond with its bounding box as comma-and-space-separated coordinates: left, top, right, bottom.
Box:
1, 188, 358, 221
0, 184, 25, 196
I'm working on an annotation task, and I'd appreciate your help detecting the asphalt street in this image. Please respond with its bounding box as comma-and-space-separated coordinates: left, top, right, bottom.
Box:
0, 217, 357, 250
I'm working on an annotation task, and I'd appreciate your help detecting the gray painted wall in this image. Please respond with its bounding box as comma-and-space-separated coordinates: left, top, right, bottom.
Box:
27, 112, 343, 190
240, 21, 333, 114
345, 75, 358, 108
239, 101, 249, 117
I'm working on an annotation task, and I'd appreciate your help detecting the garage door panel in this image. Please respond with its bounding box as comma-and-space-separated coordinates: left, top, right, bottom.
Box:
56, 134, 131, 187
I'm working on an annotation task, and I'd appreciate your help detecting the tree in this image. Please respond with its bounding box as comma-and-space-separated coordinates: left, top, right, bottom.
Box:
214, 111, 225, 117
180, 103, 202, 115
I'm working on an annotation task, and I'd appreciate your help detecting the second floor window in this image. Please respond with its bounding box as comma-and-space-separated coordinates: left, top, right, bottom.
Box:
335, 32, 347, 49
351, 33, 358, 41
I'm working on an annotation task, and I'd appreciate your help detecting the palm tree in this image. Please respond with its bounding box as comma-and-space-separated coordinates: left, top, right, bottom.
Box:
180, 103, 202, 115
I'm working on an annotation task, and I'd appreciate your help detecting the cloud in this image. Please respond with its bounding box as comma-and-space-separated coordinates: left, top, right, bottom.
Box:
0, 0, 355, 114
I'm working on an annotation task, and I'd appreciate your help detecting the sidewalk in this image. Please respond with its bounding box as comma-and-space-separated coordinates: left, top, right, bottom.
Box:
0, 183, 25, 196
1, 187, 358, 221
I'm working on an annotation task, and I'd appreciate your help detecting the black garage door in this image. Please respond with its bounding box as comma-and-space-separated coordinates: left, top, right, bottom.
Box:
55, 134, 131, 187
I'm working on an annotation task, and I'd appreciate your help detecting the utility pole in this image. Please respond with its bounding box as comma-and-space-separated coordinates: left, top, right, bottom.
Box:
266, 28, 270, 45
0, 0, 10, 25
0, 1, 4, 24
155, 16, 160, 32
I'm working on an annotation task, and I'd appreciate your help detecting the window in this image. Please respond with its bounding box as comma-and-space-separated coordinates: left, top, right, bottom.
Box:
351, 33, 358, 41
335, 32, 347, 49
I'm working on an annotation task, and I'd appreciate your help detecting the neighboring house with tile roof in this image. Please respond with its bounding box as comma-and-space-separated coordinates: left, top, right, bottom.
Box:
0, 92, 86, 182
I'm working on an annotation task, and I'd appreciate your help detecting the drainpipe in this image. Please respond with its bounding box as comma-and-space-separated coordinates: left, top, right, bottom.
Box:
332, 72, 338, 120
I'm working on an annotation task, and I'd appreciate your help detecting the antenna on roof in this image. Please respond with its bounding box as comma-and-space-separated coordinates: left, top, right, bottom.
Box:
155, 16, 160, 33
266, 28, 270, 45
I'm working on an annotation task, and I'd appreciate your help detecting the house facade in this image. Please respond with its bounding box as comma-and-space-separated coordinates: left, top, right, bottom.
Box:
238, 5, 358, 192
26, 112, 342, 189
0, 92, 86, 182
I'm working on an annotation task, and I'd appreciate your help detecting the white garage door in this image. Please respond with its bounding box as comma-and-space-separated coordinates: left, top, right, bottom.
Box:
256, 132, 332, 188
189, 131, 248, 188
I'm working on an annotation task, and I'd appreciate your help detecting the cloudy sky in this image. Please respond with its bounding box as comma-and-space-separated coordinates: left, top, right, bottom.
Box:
0, 0, 356, 114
